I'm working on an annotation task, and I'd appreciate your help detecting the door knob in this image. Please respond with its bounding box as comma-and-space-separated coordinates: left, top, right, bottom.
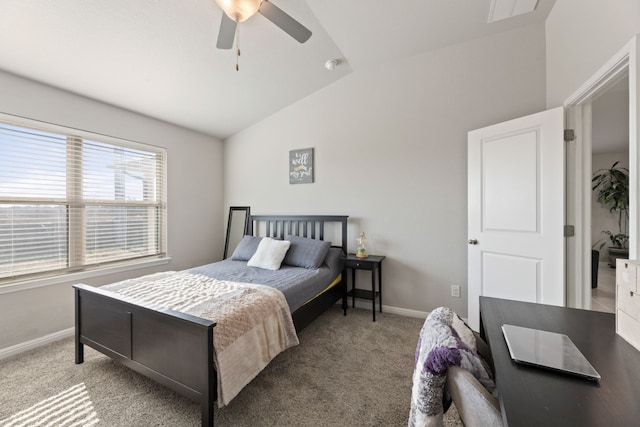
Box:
468, 239, 478, 245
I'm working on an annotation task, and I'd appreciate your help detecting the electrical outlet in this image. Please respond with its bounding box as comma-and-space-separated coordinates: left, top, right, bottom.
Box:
451, 285, 461, 298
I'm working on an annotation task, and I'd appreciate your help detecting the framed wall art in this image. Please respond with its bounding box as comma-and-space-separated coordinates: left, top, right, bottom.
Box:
289, 148, 314, 184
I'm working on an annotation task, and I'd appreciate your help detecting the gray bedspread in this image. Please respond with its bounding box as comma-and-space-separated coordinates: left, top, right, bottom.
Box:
188, 247, 343, 312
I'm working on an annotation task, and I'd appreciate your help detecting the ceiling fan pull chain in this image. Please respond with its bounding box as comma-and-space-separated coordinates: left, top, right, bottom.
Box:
235, 23, 241, 71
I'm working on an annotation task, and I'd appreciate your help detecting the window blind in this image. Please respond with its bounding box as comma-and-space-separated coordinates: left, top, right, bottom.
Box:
0, 119, 166, 283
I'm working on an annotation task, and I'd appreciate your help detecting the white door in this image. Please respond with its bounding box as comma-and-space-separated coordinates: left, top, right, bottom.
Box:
468, 107, 565, 331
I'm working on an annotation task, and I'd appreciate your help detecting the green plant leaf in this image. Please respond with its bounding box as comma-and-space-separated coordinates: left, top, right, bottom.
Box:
592, 161, 629, 244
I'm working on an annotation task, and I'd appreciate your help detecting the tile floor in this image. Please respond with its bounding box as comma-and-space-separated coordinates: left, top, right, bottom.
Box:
591, 261, 616, 313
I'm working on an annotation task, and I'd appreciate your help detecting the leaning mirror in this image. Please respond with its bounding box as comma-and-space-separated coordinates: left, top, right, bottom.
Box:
224, 206, 251, 259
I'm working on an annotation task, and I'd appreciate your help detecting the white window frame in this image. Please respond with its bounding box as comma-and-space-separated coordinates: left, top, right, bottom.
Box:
0, 113, 168, 290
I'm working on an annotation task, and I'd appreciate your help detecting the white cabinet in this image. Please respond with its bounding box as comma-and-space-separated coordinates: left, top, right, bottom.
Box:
615, 259, 640, 351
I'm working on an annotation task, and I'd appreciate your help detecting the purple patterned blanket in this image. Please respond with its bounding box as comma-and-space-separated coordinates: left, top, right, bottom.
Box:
408, 307, 495, 427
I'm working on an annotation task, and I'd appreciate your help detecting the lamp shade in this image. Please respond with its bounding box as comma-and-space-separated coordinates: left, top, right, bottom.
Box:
215, 0, 262, 22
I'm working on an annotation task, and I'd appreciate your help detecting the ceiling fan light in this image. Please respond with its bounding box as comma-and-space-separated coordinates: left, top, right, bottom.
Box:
324, 59, 338, 71
215, 0, 262, 22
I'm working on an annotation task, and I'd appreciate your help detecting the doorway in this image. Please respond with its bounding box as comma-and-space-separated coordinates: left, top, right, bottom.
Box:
590, 76, 630, 313
564, 35, 639, 310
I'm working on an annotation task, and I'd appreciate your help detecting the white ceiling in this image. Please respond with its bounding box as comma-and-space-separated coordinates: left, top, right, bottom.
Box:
0, 0, 556, 139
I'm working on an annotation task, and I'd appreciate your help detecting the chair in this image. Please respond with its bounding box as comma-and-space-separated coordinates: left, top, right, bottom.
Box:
409, 307, 503, 427
445, 332, 503, 427
446, 366, 503, 427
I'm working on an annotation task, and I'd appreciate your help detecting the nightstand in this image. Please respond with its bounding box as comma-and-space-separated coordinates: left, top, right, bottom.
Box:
344, 254, 386, 321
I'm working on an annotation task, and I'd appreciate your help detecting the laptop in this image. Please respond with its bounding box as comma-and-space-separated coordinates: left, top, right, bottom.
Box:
501, 324, 601, 381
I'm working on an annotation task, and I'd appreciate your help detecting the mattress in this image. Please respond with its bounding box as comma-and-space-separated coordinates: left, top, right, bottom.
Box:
187, 247, 344, 312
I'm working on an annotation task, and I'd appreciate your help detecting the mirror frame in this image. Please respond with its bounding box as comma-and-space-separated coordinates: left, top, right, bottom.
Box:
223, 206, 251, 259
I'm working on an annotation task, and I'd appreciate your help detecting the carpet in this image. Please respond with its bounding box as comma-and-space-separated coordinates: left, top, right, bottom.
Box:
0, 306, 463, 426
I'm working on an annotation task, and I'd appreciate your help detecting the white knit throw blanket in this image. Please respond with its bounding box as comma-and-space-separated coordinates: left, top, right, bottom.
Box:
103, 271, 299, 407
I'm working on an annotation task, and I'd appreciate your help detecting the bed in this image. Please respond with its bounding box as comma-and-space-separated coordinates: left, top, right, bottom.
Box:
73, 214, 348, 427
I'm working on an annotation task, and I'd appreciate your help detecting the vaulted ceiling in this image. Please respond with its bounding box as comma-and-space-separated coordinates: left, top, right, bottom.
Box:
0, 0, 556, 139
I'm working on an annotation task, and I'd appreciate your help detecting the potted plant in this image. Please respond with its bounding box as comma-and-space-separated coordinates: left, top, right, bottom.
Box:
592, 161, 629, 267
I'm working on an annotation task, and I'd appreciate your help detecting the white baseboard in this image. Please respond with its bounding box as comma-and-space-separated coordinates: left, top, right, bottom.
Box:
0, 328, 74, 360
382, 305, 429, 319
347, 299, 428, 319
344, 300, 472, 322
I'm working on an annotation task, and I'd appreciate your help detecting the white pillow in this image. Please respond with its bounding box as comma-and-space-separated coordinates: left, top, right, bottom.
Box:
247, 237, 291, 270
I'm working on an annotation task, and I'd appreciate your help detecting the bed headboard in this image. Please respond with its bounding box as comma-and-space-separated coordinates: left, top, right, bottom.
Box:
247, 215, 349, 255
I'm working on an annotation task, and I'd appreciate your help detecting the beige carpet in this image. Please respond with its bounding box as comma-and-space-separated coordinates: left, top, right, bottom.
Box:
0, 306, 463, 426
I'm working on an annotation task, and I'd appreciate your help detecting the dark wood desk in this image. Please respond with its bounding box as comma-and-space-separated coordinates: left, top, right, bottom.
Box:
480, 297, 640, 427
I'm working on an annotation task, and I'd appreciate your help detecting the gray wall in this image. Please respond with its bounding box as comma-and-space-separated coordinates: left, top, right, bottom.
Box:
0, 70, 224, 350
545, 1, 640, 107
224, 24, 547, 316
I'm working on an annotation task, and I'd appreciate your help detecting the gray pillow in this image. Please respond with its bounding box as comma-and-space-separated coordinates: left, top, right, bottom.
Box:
231, 236, 262, 261
283, 235, 331, 269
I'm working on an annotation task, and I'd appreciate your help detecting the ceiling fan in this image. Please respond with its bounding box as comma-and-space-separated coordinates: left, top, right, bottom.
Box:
214, 0, 312, 49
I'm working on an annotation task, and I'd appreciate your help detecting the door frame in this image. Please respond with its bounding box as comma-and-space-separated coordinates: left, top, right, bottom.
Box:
564, 35, 639, 309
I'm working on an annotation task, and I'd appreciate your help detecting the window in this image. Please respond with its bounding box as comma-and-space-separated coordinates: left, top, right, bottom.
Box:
0, 116, 167, 284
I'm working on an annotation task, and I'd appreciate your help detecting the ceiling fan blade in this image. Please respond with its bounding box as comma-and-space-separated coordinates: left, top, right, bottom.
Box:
259, 1, 312, 43
216, 13, 237, 49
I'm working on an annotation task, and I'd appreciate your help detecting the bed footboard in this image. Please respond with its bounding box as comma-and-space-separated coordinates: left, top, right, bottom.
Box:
74, 284, 216, 427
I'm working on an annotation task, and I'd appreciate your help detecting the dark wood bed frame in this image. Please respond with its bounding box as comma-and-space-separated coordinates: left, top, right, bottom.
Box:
74, 214, 348, 427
